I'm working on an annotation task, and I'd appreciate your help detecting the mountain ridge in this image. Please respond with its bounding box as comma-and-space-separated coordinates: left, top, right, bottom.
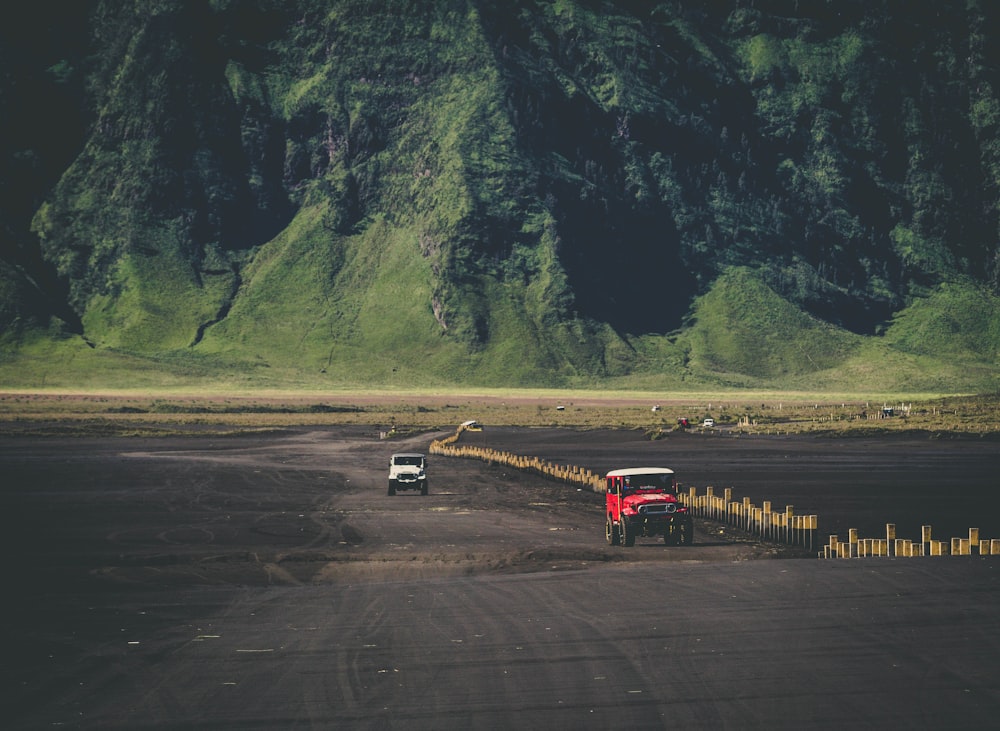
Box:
1, 0, 998, 391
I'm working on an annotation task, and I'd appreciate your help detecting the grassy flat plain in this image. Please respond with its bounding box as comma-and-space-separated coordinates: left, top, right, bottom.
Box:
1, 388, 997, 438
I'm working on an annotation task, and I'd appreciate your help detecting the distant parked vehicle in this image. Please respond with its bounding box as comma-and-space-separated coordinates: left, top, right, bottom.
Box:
703, 418, 715, 427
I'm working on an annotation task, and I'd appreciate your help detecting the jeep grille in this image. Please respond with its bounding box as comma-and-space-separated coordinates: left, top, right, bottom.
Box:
637, 503, 677, 515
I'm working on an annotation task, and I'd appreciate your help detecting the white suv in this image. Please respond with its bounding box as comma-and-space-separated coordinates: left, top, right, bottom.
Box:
388, 453, 428, 495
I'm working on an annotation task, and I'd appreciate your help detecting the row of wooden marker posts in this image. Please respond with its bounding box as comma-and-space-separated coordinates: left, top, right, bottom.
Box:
678, 486, 818, 552
681, 485, 995, 558
431, 425, 991, 558
824, 525, 996, 559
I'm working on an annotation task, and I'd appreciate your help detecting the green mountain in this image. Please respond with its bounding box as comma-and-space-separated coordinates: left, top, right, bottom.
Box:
2, 0, 999, 391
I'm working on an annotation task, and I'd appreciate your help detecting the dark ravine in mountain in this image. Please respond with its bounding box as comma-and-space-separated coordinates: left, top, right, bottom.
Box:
1, 1, 998, 390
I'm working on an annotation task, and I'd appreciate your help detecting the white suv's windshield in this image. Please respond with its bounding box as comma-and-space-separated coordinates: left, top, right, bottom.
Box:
394, 456, 424, 467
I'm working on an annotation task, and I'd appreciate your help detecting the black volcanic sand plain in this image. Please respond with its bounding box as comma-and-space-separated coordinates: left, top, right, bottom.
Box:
3, 425, 999, 730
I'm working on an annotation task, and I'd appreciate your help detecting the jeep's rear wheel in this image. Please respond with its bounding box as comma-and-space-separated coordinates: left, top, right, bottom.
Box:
620, 518, 635, 547
606, 516, 620, 546
387, 480, 396, 496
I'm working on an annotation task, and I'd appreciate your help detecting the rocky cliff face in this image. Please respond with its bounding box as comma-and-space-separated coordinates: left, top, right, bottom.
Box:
2, 1, 998, 388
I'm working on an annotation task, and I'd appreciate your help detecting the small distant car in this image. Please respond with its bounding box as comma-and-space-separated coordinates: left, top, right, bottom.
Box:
388, 453, 428, 495
703, 418, 715, 427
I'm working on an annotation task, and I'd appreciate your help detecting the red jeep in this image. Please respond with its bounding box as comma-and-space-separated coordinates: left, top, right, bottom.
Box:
605, 468, 693, 547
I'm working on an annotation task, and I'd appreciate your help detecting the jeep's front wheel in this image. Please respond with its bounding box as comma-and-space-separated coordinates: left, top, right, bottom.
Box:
606, 516, 620, 546
681, 520, 694, 545
387, 480, 396, 496
620, 518, 635, 547
420, 481, 428, 496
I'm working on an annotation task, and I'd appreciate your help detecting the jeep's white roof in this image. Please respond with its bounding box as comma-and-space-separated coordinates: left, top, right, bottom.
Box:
391, 452, 425, 458
605, 467, 675, 477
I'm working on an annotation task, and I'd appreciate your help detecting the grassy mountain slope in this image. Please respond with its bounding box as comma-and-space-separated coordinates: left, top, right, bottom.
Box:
1, 0, 999, 392
681, 267, 863, 381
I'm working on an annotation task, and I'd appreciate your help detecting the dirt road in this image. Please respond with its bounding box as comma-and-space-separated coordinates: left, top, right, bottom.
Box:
3, 426, 999, 729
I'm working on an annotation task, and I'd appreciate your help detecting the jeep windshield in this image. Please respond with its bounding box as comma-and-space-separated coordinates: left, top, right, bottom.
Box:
623, 474, 676, 492
394, 456, 424, 466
